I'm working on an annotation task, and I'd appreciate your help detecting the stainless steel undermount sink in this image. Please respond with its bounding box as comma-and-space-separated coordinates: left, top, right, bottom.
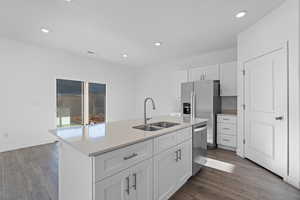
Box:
133, 121, 180, 131
132, 124, 162, 131
150, 121, 180, 128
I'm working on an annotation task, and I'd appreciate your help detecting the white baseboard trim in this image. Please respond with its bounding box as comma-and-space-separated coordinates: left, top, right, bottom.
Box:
0, 138, 57, 153
236, 148, 245, 158
284, 176, 300, 189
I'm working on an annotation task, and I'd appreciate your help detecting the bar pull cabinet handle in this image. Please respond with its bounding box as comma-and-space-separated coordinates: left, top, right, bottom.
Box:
194, 126, 207, 132
190, 92, 196, 120
126, 176, 130, 195
175, 150, 179, 162
123, 153, 138, 160
132, 173, 137, 190
178, 149, 182, 161
190, 93, 194, 120
275, 116, 284, 120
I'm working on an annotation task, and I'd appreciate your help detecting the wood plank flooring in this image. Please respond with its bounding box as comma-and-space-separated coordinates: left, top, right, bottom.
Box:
0, 144, 58, 200
0, 143, 299, 200
171, 149, 300, 200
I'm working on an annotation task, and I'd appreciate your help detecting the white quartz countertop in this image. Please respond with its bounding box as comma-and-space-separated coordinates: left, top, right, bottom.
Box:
49, 116, 208, 157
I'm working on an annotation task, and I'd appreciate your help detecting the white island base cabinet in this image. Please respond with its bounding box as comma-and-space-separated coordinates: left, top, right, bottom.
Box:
58, 127, 193, 200
154, 140, 192, 200
95, 159, 153, 200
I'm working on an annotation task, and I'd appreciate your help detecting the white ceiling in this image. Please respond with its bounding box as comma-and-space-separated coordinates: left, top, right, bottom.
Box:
0, 0, 285, 67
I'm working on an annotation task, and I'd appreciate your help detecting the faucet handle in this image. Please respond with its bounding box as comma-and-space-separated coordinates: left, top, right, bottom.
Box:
146, 117, 152, 121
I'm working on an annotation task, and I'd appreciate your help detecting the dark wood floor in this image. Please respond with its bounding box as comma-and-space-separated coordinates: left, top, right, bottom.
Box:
0, 144, 299, 200
0, 144, 58, 200
171, 149, 300, 200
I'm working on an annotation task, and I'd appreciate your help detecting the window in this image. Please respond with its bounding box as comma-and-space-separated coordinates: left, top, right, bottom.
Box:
56, 79, 83, 127
89, 83, 106, 124
56, 79, 106, 128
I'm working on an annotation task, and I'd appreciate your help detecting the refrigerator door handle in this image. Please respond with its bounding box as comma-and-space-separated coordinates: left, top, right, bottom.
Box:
193, 93, 196, 120
190, 92, 193, 119
191, 92, 195, 120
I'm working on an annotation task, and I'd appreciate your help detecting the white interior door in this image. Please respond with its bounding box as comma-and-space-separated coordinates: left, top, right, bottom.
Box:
244, 47, 287, 177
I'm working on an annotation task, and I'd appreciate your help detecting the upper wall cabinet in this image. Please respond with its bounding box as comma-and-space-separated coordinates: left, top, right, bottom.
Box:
219, 61, 237, 96
188, 65, 219, 81
174, 70, 188, 99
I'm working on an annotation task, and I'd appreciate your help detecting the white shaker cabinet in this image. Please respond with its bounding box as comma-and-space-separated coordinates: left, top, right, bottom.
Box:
153, 146, 178, 200
95, 159, 153, 200
202, 65, 220, 80
219, 61, 237, 96
129, 159, 153, 200
154, 139, 192, 200
95, 168, 131, 200
188, 65, 219, 81
57, 125, 198, 200
175, 140, 192, 187
217, 114, 237, 151
187, 62, 237, 96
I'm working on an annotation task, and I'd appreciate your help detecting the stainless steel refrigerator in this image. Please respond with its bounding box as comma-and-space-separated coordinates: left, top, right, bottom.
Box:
181, 80, 220, 148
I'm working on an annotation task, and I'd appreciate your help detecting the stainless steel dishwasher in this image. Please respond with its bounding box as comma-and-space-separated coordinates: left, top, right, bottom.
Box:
192, 123, 208, 176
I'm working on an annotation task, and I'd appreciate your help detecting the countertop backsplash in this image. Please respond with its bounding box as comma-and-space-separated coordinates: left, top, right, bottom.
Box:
220, 96, 237, 115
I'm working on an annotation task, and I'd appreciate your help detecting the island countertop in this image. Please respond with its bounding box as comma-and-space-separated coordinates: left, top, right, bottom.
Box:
49, 116, 208, 157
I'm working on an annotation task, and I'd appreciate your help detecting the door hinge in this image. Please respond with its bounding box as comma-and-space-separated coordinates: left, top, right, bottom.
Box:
242, 104, 246, 110
243, 139, 246, 144
242, 70, 246, 76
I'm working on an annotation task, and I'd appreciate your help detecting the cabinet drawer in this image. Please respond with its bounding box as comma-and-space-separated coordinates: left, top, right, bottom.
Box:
154, 131, 178, 154
219, 134, 236, 148
94, 140, 153, 182
218, 123, 236, 135
154, 128, 192, 154
177, 127, 192, 144
217, 115, 237, 124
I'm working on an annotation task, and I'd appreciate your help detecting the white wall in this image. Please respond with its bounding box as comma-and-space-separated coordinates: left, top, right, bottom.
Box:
0, 38, 137, 152
237, 0, 300, 188
135, 48, 237, 117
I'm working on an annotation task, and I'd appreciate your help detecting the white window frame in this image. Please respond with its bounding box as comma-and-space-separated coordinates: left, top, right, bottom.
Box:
55, 78, 106, 127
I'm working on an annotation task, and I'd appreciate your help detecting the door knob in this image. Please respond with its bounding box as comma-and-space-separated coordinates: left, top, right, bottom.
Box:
275, 116, 284, 120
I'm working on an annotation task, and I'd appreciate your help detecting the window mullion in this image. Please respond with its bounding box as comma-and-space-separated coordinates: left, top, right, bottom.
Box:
83, 81, 89, 125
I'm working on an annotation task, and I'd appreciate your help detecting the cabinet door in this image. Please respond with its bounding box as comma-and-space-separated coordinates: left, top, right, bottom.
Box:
174, 70, 188, 99
220, 61, 237, 96
130, 159, 153, 200
153, 146, 178, 200
176, 139, 192, 187
188, 67, 205, 81
189, 65, 220, 81
202, 65, 220, 80
95, 169, 130, 200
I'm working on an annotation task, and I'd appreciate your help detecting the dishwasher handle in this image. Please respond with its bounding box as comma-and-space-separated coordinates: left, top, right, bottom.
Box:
193, 125, 207, 133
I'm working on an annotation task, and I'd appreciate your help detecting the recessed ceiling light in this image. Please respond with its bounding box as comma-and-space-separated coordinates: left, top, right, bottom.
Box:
154, 42, 162, 46
122, 54, 128, 58
41, 28, 50, 34
87, 50, 95, 55
65, 0, 72, 2
235, 11, 247, 18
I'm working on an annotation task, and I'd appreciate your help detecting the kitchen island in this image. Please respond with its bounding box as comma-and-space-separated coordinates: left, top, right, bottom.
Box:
50, 116, 208, 200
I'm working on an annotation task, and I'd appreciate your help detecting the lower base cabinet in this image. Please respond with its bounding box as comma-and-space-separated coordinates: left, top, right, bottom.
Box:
176, 140, 192, 186
60, 127, 194, 200
95, 167, 130, 200
95, 159, 153, 200
154, 139, 192, 200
